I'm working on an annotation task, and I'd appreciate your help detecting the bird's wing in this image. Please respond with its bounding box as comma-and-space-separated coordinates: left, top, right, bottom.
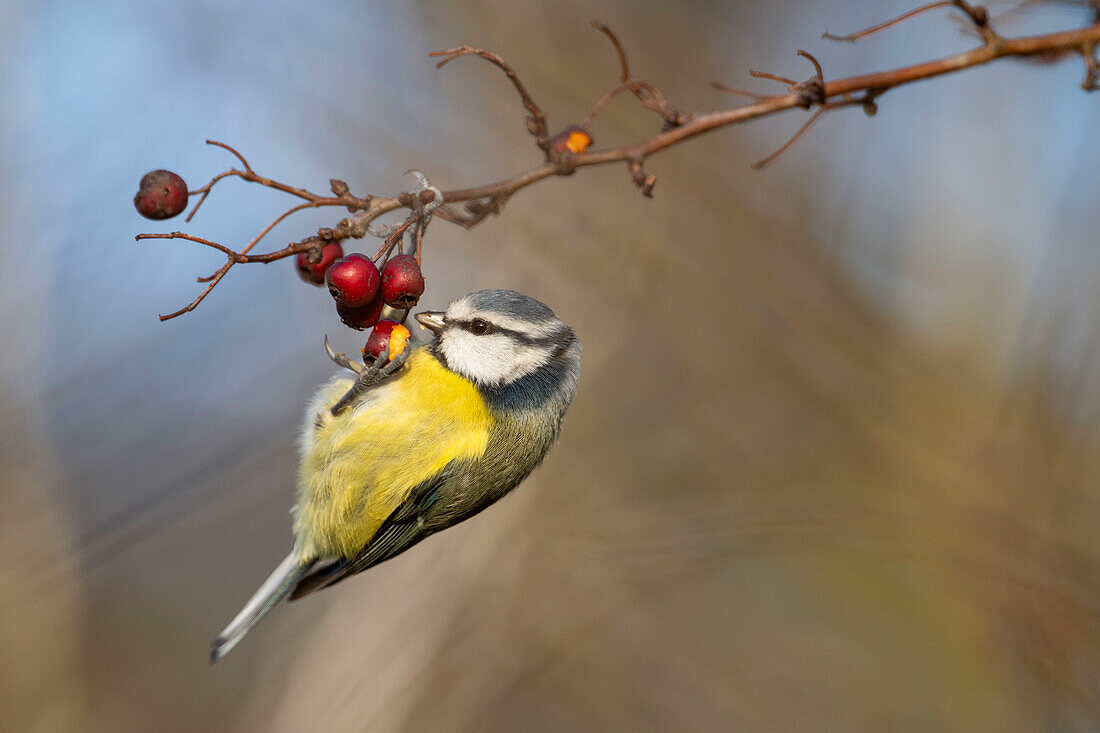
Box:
289, 463, 452, 600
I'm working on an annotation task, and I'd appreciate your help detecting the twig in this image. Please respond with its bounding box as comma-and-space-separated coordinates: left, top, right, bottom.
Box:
584, 23, 689, 130
823, 1, 955, 42
196, 202, 314, 282
135, 231, 320, 320
430, 46, 550, 145
751, 92, 877, 169
207, 140, 254, 173
138, 13, 1100, 320
750, 70, 800, 86
752, 108, 828, 170
710, 82, 774, 101
825, 0, 1000, 44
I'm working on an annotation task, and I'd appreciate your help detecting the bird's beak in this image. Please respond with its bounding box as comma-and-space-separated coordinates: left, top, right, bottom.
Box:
415, 311, 446, 335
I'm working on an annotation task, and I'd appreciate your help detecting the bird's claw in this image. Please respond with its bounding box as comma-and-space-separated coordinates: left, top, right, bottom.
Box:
324, 334, 365, 375
329, 338, 412, 417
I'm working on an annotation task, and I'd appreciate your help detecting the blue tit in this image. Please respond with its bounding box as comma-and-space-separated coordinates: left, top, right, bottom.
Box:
211, 289, 581, 662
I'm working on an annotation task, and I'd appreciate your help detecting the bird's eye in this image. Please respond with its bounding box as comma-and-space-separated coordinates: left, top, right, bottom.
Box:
470, 318, 490, 335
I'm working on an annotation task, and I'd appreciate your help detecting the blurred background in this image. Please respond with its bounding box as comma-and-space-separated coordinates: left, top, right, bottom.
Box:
2, 0, 1099, 730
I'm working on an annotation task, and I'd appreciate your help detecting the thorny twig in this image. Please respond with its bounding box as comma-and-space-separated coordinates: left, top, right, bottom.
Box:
138, 5, 1100, 320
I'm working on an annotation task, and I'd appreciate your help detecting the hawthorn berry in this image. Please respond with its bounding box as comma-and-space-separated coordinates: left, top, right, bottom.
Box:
379, 254, 425, 309
362, 320, 411, 361
336, 293, 385, 330
365, 319, 404, 358
134, 169, 189, 219
327, 253, 381, 307
295, 241, 344, 285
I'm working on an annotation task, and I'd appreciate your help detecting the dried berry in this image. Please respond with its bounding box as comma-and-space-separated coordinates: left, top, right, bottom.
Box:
134, 169, 189, 219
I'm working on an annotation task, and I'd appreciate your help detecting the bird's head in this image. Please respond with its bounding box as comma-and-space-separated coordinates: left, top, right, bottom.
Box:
415, 290, 580, 397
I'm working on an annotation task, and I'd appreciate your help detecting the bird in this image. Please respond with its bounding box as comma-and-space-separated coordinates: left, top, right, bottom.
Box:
210, 289, 581, 662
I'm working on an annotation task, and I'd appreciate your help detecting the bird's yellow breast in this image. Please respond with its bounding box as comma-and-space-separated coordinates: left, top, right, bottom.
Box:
294, 348, 492, 558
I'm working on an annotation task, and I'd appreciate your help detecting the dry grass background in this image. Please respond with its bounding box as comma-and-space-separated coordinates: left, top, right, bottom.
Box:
2, 0, 1099, 730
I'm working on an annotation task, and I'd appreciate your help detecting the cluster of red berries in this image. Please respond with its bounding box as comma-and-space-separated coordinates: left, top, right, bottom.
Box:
297, 247, 424, 332
299, 246, 424, 358
135, 168, 427, 358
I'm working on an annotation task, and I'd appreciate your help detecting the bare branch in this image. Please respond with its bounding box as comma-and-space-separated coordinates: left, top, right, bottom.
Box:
157, 264, 232, 321
135, 231, 320, 319
430, 46, 549, 144
823, 1, 955, 42
799, 49, 825, 82
751, 92, 876, 169
753, 108, 828, 170
750, 70, 800, 87
709, 82, 773, 102
585, 24, 688, 129
825, 0, 1000, 44
205, 139, 254, 173
185, 170, 236, 222
138, 15, 1100, 320
593, 21, 630, 82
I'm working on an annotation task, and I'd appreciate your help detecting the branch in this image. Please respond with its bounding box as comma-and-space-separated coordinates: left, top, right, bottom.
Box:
395, 17, 1100, 197
430, 46, 550, 147
584, 22, 689, 130
134, 232, 323, 320
138, 9, 1100, 319
823, 2, 956, 42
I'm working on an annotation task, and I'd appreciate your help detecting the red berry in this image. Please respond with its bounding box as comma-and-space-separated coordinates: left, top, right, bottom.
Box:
379, 254, 425, 308
336, 293, 385, 330
363, 320, 412, 362
363, 320, 400, 360
327, 253, 381, 307
134, 169, 189, 220
295, 241, 344, 285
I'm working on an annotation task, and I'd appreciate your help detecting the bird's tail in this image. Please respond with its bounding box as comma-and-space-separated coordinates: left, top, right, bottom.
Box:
210, 552, 315, 663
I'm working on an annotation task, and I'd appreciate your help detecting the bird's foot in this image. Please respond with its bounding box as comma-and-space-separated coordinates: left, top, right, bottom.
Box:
329, 339, 412, 417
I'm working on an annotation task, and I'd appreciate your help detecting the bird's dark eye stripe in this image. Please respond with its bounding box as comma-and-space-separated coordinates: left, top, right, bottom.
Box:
453, 319, 574, 348
458, 318, 494, 335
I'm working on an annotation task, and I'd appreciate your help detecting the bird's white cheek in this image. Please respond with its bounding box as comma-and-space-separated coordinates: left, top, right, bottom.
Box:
442, 332, 547, 385
442, 332, 511, 384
